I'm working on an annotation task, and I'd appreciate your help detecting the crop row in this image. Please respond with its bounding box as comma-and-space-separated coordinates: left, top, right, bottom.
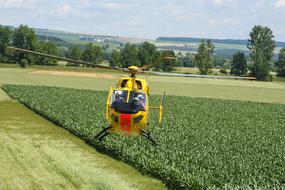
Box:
2, 84, 285, 189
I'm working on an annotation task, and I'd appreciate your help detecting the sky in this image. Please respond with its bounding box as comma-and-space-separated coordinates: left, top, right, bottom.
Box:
0, 0, 285, 41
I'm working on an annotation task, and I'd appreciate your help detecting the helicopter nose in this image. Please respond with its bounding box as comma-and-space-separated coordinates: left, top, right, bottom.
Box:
120, 114, 131, 132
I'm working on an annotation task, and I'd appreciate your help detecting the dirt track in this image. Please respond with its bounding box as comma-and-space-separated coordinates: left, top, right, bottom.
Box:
30, 70, 115, 79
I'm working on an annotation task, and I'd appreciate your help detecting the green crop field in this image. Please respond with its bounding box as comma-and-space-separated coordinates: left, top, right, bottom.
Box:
3, 84, 285, 189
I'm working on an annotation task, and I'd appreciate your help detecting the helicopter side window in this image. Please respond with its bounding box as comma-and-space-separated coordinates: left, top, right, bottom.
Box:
135, 80, 142, 90
120, 80, 128, 88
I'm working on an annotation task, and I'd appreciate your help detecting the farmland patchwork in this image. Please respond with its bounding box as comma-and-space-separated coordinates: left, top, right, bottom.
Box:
3, 85, 285, 189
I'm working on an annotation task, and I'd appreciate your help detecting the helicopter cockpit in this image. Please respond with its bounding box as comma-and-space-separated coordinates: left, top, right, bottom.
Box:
110, 90, 147, 114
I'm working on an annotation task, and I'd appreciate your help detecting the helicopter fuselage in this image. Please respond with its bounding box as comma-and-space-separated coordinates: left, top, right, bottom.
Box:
96, 66, 163, 144
106, 85, 149, 136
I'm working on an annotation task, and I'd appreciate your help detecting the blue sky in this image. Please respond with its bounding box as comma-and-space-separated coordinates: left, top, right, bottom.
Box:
1, 0, 285, 41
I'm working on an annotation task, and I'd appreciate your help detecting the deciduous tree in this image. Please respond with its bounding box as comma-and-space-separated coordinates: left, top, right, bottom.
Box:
82, 43, 103, 64
159, 50, 176, 72
138, 41, 157, 67
195, 40, 215, 75
110, 50, 122, 67
230, 51, 247, 76
66, 45, 81, 66
36, 42, 58, 65
0, 25, 12, 62
182, 53, 196, 67
12, 25, 37, 66
247, 25, 276, 81
121, 43, 140, 67
276, 48, 285, 77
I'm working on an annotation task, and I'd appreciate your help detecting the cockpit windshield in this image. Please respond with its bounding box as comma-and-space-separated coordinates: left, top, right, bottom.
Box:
129, 91, 146, 109
110, 90, 128, 104
110, 90, 146, 114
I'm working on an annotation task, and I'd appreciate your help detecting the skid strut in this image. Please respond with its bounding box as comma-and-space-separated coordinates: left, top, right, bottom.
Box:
141, 129, 156, 145
95, 126, 112, 141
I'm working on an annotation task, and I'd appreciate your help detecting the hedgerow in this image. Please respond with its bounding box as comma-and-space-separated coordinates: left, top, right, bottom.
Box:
3, 84, 285, 189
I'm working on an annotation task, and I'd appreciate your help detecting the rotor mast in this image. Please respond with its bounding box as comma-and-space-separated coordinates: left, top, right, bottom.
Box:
126, 66, 140, 90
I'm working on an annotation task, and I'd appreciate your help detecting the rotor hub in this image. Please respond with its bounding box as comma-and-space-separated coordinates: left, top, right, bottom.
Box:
128, 66, 139, 77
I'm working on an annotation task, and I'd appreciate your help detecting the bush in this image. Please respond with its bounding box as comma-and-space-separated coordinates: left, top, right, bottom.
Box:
277, 68, 285, 77
219, 68, 228, 74
19, 59, 28, 68
66, 62, 80, 67
207, 69, 214, 75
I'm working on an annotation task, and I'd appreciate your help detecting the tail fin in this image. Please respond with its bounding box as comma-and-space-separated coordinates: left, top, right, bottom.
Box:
159, 91, 165, 123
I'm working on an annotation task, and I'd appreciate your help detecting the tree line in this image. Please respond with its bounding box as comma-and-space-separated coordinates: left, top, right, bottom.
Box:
0, 25, 105, 67
0, 24, 285, 81
193, 25, 285, 81
0, 24, 177, 71
109, 42, 176, 71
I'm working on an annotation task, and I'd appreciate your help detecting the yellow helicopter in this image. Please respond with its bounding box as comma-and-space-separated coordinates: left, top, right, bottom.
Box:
7, 46, 167, 144
95, 65, 165, 144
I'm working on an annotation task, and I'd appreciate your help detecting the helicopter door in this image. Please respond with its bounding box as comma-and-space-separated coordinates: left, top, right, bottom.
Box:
106, 87, 113, 119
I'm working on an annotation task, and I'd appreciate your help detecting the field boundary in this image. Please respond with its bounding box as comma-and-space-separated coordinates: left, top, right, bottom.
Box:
30, 70, 115, 79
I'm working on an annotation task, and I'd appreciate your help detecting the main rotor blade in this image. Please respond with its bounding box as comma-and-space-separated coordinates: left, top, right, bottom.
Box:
142, 56, 177, 70
161, 56, 176, 60
7, 46, 117, 70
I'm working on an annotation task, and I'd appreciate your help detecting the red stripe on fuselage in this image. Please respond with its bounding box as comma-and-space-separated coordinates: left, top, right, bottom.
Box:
120, 114, 131, 132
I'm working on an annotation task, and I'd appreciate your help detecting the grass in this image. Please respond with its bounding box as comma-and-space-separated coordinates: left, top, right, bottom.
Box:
0, 67, 285, 104
0, 89, 10, 101
0, 90, 166, 190
274, 76, 285, 82
0, 63, 21, 68
4, 85, 285, 189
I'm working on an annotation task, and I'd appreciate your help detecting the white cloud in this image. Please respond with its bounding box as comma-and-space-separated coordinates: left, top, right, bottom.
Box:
210, 0, 240, 7
213, 0, 224, 5
51, 4, 73, 16
77, 0, 90, 4
0, 0, 37, 9
76, 0, 90, 7
208, 18, 218, 26
208, 18, 240, 27
224, 18, 240, 25
127, 20, 144, 27
96, 1, 131, 10
0, 0, 25, 4
275, 0, 285, 7
0, 17, 21, 25
161, 3, 193, 22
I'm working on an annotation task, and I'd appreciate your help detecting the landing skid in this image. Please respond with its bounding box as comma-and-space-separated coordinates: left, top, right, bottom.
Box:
142, 129, 156, 145
95, 126, 112, 141
95, 126, 156, 145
